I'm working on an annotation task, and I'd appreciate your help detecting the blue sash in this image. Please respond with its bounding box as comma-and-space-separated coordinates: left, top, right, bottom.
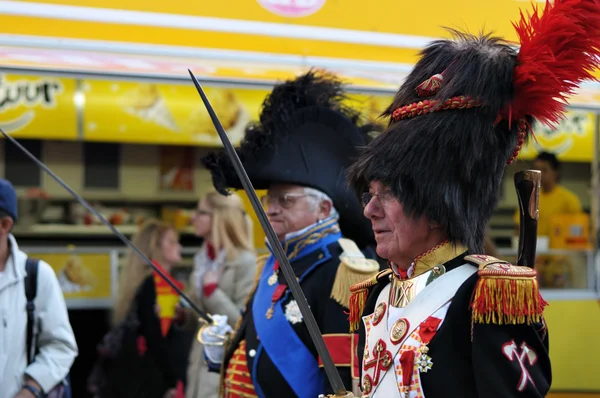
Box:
252, 222, 341, 397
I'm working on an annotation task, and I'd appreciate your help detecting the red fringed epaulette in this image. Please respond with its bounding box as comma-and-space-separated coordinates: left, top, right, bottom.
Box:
348, 268, 393, 332
465, 255, 548, 325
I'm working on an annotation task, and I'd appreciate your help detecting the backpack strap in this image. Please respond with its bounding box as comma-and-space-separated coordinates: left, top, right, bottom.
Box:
24, 257, 39, 365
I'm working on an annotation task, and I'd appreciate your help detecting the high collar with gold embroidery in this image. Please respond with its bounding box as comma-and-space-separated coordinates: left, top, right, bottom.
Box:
265, 217, 341, 262
391, 240, 468, 279
388, 241, 468, 308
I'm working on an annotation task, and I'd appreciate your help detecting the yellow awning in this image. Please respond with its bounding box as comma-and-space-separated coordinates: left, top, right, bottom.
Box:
0, 0, 599, 162
3, 0, 600, 76
1, 44, 599, 110
0, 45, 404, 93
0, 0, 599, 105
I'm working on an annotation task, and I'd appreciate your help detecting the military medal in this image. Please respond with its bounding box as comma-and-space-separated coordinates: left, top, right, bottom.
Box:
390, 318, 409, 344
416, 316, 442, 373
284, 300, 303, 324
268, 273, 278, 286
268, 261, 280, 286
266, 284, 287, 320
265, 307, 274, 319
416, 346, 433, 373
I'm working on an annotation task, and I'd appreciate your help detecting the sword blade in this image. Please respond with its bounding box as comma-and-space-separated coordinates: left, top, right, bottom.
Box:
514, 170, 541, 268
187, 70, 348, 395
0, 128, 212, 324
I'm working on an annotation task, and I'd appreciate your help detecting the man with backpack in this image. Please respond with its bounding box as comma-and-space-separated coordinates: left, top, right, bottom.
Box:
0, 178, 78, 398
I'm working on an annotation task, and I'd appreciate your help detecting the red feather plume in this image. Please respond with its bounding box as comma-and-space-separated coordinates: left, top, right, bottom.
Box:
510, 0, 600, 126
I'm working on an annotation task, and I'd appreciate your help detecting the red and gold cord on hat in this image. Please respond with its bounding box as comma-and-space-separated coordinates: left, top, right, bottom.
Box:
390, 92, 528, 165
506, 118, 529, 165
414, 60, 455, 97
415, 73, 444, 97
391, 96, 482, 121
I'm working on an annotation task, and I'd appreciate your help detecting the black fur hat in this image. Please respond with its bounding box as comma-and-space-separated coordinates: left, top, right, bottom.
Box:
347, 32, 526, 253
201, 69, 376, 249
348, 0, 600, 253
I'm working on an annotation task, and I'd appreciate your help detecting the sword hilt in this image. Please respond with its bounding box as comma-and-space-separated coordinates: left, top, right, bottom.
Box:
514, 170, 541, 268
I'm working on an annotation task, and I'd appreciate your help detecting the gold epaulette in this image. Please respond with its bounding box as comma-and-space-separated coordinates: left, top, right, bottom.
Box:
331, 239, 380, 310
465, 254, 548, 326
346, 268, 392, 333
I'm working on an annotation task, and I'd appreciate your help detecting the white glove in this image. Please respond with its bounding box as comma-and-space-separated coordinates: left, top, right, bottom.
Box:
200, 314, 233, 365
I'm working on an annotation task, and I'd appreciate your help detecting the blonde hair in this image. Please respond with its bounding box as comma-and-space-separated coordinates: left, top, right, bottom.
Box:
202, 191, 254, 261
112, 219, 176, 325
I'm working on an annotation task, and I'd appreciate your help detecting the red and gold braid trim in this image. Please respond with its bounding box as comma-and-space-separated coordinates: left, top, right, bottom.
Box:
390, 92, 528, 165
391, 96, 482, 121
413, 239, 449, 260
348, 269, 393, 333
506, 118, 529, 165
465, 254, 548, 325
224, 340, 258, 398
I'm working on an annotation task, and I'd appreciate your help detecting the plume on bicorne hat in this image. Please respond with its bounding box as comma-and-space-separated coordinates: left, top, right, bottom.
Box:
347, 0, 600, 253
201, 69, 376, 249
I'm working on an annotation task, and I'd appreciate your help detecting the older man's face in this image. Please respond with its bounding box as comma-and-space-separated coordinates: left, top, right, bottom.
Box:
362, 181, 431, 265
261, 184, 331, 241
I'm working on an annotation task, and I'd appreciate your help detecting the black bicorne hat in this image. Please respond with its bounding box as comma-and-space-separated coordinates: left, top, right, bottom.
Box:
201, 70, 376, 250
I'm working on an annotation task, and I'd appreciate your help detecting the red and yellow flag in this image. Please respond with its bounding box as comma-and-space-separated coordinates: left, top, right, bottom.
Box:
152, 260, 184, 336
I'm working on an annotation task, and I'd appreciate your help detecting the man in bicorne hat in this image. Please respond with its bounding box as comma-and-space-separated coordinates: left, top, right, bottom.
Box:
197, 70, 381, 397
346, 0, 600, 396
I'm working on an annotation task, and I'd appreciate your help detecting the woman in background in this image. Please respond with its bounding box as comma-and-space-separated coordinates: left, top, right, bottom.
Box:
185, 192, 256, 398
112, 219, 187, 398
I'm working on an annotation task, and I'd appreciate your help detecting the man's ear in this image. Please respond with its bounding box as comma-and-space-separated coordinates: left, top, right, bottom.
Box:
0, 216, 13, 235
319, 200, 333, 219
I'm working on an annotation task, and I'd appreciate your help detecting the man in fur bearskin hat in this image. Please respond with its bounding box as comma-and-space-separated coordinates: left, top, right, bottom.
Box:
346, 0, 600, 397
197, 70, 381, 397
